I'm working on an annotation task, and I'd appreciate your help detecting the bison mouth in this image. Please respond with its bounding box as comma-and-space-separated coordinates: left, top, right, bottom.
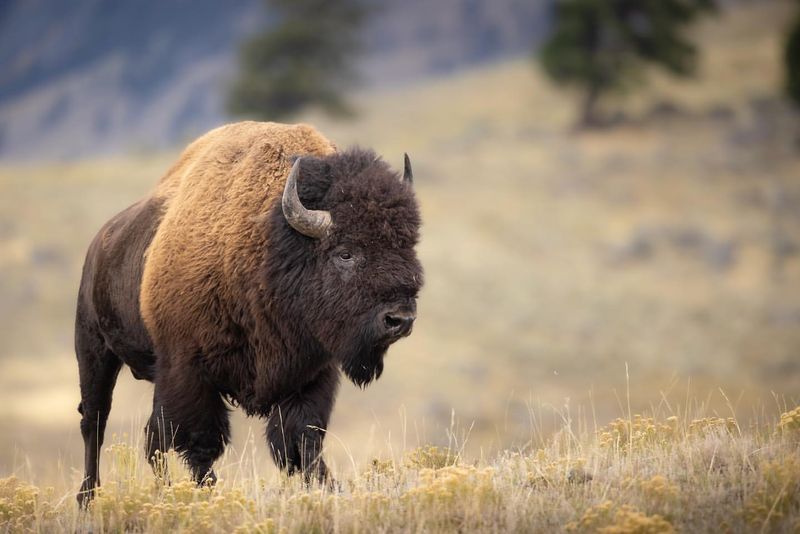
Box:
337, 303, 416, 388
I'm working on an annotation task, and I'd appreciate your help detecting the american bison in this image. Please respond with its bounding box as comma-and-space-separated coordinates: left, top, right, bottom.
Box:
75, 122, 423, 505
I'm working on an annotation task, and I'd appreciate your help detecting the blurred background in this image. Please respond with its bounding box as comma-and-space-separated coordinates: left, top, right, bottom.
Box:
1, 0, 799, 487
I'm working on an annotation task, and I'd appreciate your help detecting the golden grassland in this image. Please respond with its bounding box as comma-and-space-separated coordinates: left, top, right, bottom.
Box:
1, 1, 800, 530
2, 405, 800, 533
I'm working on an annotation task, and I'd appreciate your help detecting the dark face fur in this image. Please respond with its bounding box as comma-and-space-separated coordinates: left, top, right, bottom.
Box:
265, 149, 423, 387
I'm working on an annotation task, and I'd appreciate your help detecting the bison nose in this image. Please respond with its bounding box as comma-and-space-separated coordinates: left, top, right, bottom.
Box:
382, 310, 415, 338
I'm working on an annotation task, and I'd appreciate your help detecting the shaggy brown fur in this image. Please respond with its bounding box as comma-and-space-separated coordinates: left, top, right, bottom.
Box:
75, 122, 423, 507
141, 122, 337, 343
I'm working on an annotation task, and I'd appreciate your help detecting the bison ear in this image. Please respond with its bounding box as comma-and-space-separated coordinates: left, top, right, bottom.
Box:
402, 153, 413, 184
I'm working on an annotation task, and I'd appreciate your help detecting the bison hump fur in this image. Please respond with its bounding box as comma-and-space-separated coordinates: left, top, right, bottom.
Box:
140, 122, 337, 356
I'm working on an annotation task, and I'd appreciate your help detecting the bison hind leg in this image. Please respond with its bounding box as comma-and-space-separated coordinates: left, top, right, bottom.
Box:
76, 323, 123, 507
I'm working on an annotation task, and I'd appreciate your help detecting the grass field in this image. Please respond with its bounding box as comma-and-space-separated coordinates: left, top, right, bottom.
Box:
1, 1, 799, 531
2, 406, 800, 532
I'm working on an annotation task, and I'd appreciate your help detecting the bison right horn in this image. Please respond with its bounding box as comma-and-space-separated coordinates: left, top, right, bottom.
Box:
282, 157, 332, 239
402, 153, 413, 184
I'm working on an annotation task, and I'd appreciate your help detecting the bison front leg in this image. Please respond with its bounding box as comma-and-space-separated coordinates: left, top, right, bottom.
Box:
266, 364, 340, 484
145, 366, 231, 486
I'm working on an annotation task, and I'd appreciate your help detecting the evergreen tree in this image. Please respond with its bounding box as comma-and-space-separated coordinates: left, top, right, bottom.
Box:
785, 2, 800, 108
228, 0, 366, 120
539, 0, 715, 127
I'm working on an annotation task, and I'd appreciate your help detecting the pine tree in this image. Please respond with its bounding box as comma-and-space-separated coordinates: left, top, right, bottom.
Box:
228, 0, 366, 120
785, 2, 800, 108
539, 0, 715, 127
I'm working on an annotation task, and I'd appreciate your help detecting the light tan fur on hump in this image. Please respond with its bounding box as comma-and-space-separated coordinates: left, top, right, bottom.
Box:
140, 121, 336, 352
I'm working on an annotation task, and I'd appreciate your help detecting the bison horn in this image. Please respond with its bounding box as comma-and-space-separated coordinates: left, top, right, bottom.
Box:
282, 157, 332, 239
403, 153, 413, 184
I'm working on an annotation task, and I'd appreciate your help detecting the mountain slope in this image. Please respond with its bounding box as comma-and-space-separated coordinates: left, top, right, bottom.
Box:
0, 0, 549, 160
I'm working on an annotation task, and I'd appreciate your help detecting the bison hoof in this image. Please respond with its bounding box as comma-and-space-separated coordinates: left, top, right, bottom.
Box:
326, 476, 341, 493
76, 479, 96, 509
197, 468, 217, 487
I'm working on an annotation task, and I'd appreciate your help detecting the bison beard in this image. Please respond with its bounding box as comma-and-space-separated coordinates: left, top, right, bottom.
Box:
340, 324, 387, 388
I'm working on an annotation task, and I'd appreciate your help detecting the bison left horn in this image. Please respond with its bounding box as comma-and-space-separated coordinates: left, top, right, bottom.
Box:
282, 157, 332, 239
403, 153, 413, 184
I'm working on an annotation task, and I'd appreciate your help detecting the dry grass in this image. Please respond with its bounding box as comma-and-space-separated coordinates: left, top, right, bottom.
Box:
2, 404, 799, 533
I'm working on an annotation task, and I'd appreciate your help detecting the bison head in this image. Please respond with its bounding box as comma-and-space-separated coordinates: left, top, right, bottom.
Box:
266, 148, 423, 387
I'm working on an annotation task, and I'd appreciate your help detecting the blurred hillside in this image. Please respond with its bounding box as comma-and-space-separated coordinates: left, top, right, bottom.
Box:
0, 0, 548, 161
0, 0, 799, 486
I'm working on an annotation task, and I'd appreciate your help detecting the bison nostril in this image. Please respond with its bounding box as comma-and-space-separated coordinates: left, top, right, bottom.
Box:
384, 315, 404, 330
382, 312, 415, 336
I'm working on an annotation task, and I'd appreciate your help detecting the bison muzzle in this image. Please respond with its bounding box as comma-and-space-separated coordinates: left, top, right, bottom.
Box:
74, 122, 423, 506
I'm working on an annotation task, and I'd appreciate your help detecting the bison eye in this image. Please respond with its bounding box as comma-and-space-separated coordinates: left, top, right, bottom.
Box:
339, 251, 353, 261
